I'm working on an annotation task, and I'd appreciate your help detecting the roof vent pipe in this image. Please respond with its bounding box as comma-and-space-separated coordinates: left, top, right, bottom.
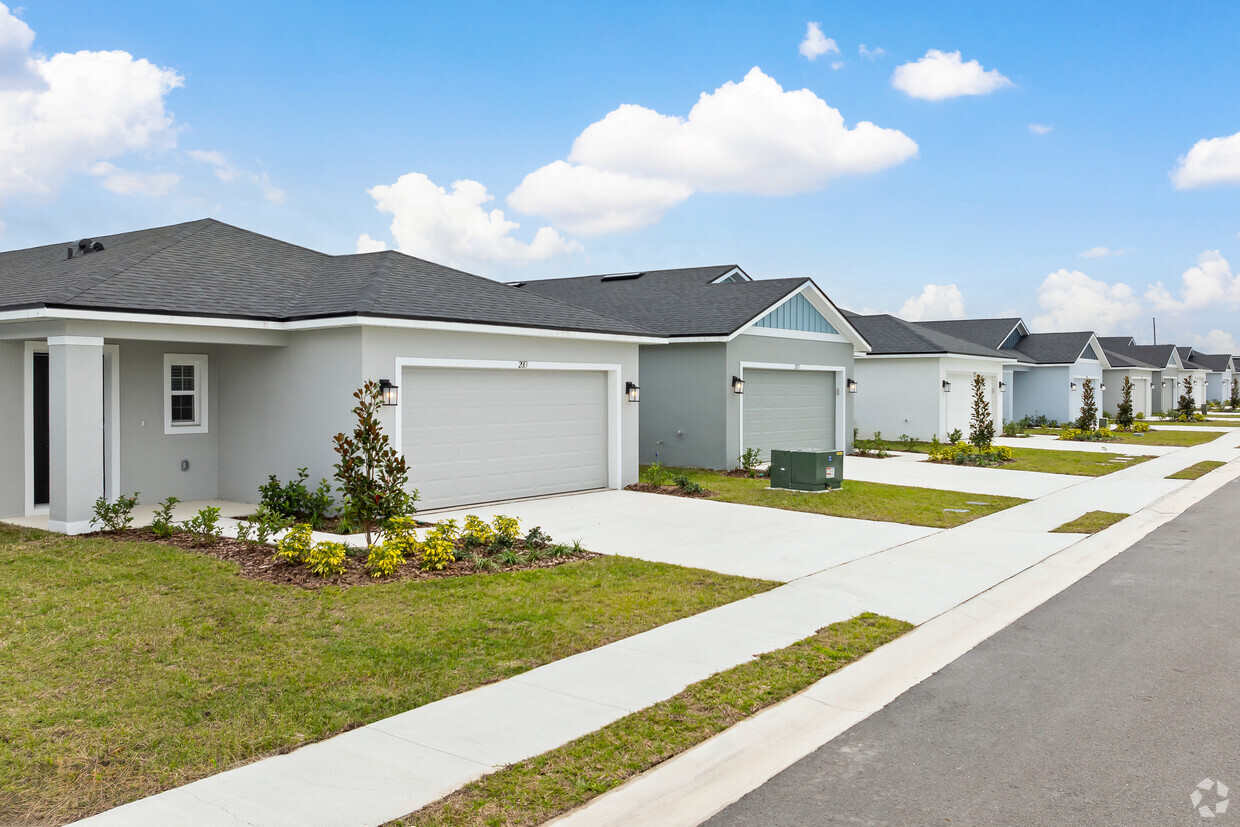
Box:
67, 247, 73, 260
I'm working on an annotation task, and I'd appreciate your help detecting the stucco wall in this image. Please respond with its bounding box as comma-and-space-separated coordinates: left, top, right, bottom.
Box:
0, 341, 23, 517
725, 334, 855, 461
1102, 370, 1154, 418
359, 327, 643, 489
637, 342, 726, 469
852, 358, 940, 441
1012, 365, 1070, 423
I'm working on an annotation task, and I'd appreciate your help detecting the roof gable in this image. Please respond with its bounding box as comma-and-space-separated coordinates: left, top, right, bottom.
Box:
754, 293, 838, 334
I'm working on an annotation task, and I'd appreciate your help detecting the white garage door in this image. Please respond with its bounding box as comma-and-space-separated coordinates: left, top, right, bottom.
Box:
742, 369, 834, 459
1132, 377, 1150, 416
945, 372, 975, 440
402, 367, 609, 510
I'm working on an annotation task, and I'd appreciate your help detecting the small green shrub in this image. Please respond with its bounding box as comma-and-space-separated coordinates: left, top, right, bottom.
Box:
1136, 411, 1145, 420
492, 515, 522, 543
470, 554, 499, 573
182, 506, 222, 545
305, 541, 348, 577
259, 468, 335, 529
1058, 427, 1116, 443
149, 496, 179, 539
494, 548, 526, 566
1133, 421, 1151, 433
737, 448, 763, 478
91, 492, 139, 533
461, 514, 496, 548
525, 526, 553, 548
526, 545, 548, 562
275, 523, 315, 563
1002, 421, 1019, 437
674, 474, 704, 495
368, 515, 417, 577
642, 462, 675, 486
928, 443, 1012, 466
947, 428, 963, 445
419, 522, 457, 571
898, 433, 917, 450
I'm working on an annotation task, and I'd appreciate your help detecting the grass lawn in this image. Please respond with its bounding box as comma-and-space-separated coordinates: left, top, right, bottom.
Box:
1147, 419, 1240, 427
0, 525, 774, 825
1166, 460, 1228, 480
396, 613, 913, 827
1020, 428, 1220, 447
664, 467, 1025, 528
1051, 511, 1130, 534
886, 441, 1152, 477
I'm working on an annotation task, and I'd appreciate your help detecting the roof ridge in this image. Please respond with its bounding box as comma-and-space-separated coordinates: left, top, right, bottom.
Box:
349, 251, 399, 315
54, 219, 216, 305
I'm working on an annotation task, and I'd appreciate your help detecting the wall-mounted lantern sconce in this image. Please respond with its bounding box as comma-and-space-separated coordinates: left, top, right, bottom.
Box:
732, 375, 745, 394
999, 381, 1007, 392
1100, 383, 1107, 392
1161, 380, 1168, 388
846, 378, 858, 394
378, 379, 399, 406
626, 381, 640, 403
941, 380, 951, 393
1070, 382, 1077, 392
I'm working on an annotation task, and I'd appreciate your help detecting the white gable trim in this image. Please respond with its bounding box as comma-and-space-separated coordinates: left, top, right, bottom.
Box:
709, 266, 751, 283
729, 282, 870, 352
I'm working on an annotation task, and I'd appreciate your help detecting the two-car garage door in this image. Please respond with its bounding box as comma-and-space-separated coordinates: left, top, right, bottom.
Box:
402, 367, 609, 510
741, 369, 836, 460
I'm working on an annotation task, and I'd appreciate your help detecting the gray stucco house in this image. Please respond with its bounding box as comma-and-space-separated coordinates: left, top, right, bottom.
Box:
518, 266, 870, 468
0, 219, 662, 532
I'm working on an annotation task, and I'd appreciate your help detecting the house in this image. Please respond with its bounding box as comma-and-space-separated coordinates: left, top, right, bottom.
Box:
516, 267, 870, 468
1096, 339, 1184, 414
0, 219, 663, 532
1096, 336, 1162, 418
1176, 347, 1215, 405
1191, 352, 1236, 402
845, 313, 1011, 441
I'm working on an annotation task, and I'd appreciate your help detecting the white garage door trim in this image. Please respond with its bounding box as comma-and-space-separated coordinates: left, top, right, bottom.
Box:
393, 357, 623, 496
738, 361, 846, 454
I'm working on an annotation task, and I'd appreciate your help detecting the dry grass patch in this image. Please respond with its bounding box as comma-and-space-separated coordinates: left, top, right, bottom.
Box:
1051, 511, 1130, 534
1166, 460, 1228, 480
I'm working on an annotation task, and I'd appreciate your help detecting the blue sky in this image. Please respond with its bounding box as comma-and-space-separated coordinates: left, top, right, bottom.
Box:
5, 1, 1240, 350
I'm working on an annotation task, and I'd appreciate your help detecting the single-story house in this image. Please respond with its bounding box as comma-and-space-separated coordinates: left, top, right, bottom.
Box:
1192, 352, 1236, 402
1097, 336, 1160, 418
0, 219, 664, 532
517, 266, 870, 468
845, 312, 1011, 441
1176, 347, 1215, 405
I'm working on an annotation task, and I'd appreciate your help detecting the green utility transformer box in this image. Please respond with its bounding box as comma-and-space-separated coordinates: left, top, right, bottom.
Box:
769, 449, 844, 491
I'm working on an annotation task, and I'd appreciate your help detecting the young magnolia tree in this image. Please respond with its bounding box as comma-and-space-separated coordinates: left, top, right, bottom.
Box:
1115, 375, 1135, 430
334, 380, 418, 549
1178, 376, 1197, 420
1231, 377, 1239, 410
1075, 377, 1099, 431
969, 373, 995, 450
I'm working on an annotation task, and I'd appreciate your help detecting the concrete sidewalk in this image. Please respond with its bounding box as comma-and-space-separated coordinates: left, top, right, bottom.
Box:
844, 454, 1081, 498
73, 430, 1240, 827
993, 435, 1178, 455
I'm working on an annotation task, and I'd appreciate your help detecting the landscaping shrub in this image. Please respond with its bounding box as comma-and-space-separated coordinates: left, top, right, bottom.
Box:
368, 516, 418, 577
1001, 420, 1019, 437
334, 380, 418, 550
928, 443, 1012, 467
947, 428, 963, 445
525, 526, 553, 548
642, 462, 674, 486
149, 496, 179, 539
91, 492, 139, 533
1132, 422, 1150, 433
461, 514, 496, 548
492, 515, 522, 544
1115, 376, 1135, 430
674, 474, 704, 495
737, 447, 763, 478
969, 373, 996, 449
304, 541, 349, 577
419, 524, 457, 571
182, 506, 222, 545
1231, 377, 1239, 410
1177, 377, 1197, 421
1075, 378, 1099, 431
275, 523, 315, 563
1058, 427, 1116, 443
258, 468, 335, 529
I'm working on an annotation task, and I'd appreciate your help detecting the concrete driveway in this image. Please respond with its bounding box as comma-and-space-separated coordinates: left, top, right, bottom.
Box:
426, 490, 937, 582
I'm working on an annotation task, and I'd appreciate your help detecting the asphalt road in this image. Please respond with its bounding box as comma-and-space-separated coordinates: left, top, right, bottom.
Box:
708, 477, 1240, 826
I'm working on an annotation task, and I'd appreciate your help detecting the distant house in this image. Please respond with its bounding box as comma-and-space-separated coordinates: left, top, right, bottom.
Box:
1176, 347, 1218, 405
1191, 352, 1236, 402
518, 267, 870, 467
1097, 337, 1163, 418
846, 313, 1011, 441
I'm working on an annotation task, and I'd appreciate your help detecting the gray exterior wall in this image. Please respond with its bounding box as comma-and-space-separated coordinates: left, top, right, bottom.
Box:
0, 341, 23, 517
637, 342, 727, 468
852, 358, 941, 440
725, 334, 855, 463
1012, 365, 1070, 423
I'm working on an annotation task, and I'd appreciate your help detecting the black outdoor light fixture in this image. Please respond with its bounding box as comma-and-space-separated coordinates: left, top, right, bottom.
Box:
942, 379, 951, 392
1100, 382, 1107, 392
1070, 381, 1077, 391
626, 381, 640, 402
846, 378, 858, 394
732, 375, 745, 394
378, 379, 398, 406
999, 381, 1007, 392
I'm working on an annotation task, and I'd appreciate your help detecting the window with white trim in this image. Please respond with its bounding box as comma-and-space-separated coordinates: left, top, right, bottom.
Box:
164, 353, 208, 434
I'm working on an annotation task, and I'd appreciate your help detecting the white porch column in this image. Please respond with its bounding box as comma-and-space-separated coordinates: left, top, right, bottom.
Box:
48, 335, 104, 534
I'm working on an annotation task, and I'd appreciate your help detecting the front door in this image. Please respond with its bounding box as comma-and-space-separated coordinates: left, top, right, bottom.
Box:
33, 351, 49, 506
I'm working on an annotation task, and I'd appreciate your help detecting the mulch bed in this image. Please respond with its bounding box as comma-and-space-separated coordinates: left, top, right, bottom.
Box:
93, 528, 599, 589
625, 483, 715, 498
721, 468, 767, 479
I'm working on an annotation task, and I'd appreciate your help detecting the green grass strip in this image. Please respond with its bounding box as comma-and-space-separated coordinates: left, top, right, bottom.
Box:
1166, 460, 1228, 480
395, 613, 913, 827
1051, 511, 1130, 534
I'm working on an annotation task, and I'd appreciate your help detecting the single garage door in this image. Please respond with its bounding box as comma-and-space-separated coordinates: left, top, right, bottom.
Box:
741, 369, 834, 459
945, 372, 975, 439
402, 367, 609, 510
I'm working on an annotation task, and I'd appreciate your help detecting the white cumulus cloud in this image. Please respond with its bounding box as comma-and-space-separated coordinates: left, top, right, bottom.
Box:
1079, 246, 1129, 258
1029, 123, 1053, 135
186, 149, 285, 204
0, 3, 183, 202
1171, 129, 1240, 189
1193, 329, 1238, 353
89, 161, 178, 196
891, 49, 1012, 101
364, 172, 580, 270
1032, 269, 1141, 334
1146, 250, 1240, 312
799, 22, 839, 61
355, 233, 387, 253
898, 284, 965, 321
859, 44, 885, 60
509, 161, 692, 236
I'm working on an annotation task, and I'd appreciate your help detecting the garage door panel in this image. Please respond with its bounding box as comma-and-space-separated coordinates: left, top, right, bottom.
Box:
402, 368, 609, 510
742, 369, 835, 459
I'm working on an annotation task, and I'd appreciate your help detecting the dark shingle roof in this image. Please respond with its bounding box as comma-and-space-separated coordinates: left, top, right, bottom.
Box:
514, 266, 815, 338
847, 314, 1006, 359
1175, 346, 1218, 371
1104, 343, 1177, 370
1011, 331, 1098, 364
917, 318, 1025, 350
1098, 336, 1136, 348
0, 219, 657, 337
1190, 352, 1233, 372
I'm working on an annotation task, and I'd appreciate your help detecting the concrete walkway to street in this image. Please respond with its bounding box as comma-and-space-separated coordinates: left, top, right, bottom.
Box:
72, 430, 1240, 827
844, 454, 1081, 498
993, 434, 1179, 455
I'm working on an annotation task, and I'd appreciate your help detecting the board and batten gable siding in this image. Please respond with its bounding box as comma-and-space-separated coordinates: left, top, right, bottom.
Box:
725, 333, 854, 462
637, 342, 728, 469
851, 357, 940, 441
360, 326, 642, 490
0, 341, 23, 517
753, 293, 839, 334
